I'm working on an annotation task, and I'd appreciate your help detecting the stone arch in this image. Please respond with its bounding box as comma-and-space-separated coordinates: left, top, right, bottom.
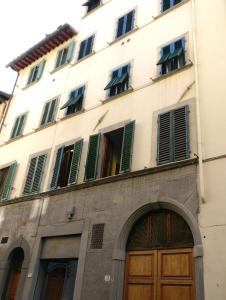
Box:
111, 199, 204, 300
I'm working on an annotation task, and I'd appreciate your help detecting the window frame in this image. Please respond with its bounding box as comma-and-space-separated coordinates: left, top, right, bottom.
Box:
62, 85, 86, 116
39, 97, 58, 127
161, 0, 183, 12
115, 9, 136, 39
77, 34, 95, 61
26, 59, 45, 86
10, 112, 27, 140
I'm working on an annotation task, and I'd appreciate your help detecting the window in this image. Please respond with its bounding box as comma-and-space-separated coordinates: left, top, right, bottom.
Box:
10, 114, 26, 139
50, 139, 83, 189
157, 106, 189, 165
116, 10, 135, 39
23, 154, 47, 195
104, 64, 131, 97
0, 163, 17, 201
55, 41, 75, 69
78, 35, 95, 60
85, 121, 135, 181
27, 59, 45, 85
162, 0, 182, 12
40, 98, 57, 126
82, 0, 101, 13
157, 38, 186, 75
61, 86, 85, 116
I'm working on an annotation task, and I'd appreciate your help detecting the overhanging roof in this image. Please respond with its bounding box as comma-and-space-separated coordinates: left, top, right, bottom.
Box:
7, 23, 77, 72
0, 91, 11, 103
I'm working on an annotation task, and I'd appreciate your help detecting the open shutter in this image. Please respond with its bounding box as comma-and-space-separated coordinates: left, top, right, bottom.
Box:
17, 114, 25, 136
126, 10, 135, 33
85, 35, 94, 56
120, 121, 135, 173
47, 99, 56, 123
116, 16, 125, 38
50, 146, 65, 189
1, 163, 17, 201
157, 111, 172, 165
31, 154, 47, 193
78, 40, 86, 60
173, 106, 189, 161
11, 117, 20, 139
66, 41, 75, 63
41, 102, 50, 125
68, 139, 83, 184
36, 59, 46, 80
85, 133, 101, 181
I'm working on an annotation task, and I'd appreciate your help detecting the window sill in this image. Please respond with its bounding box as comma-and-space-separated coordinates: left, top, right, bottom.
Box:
101, 88, 133, 104
5, 134, 24, 145
154, 0, 190, 20
108, 27, 139, 46
60, 109, 85, 121
50, 62, 70, 74
152, 62, 193, 83
35, 121, 56, 132
72, 52, 96, 66
22, 80, 39, 90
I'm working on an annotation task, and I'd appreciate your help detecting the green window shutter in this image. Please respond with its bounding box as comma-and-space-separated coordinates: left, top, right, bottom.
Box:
1, 163, 17, 201
41, 102, 50, 125
68, 139, 83, 185
55, 49, 63, 68
173, 105, 189, 161
32, 154, 47, 193
47, 99, 56, 123
17, 114, 25, 136
85, 134, 101, 181
23, 154, 47, 195
50, 146, 65, 189
36, 59, 46, 80
66, 41, 75, 63
120, 121, 135, 173
11, 117, 20, 139
157, 111, 172, 165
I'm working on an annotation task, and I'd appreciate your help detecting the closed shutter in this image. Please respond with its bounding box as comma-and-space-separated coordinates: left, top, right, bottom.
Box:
11, 117, 20, 138
41, 102, 50, 125
120, 121, 135, 173
55, 49, 63, 68
1, 163, 17, 201
85, 36, 94, 56
162, 0, 171, 11
173, 106, 189, 161
23, 154, 47, 194
78, 40, 86, 60
157, 112, 172, 164
116, 16, 125, 38
47, 99, 56, 123
126, 10, 135, 33
36, 59, 46, 80
85, 133, 101, 181
50, 146, 65, 189
66, 41, 75, 63
17, 114, 25, 136
68, 139, 83, 184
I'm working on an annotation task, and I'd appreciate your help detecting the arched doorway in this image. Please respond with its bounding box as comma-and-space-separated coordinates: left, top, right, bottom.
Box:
4, 248, 24, 300
124, 209, 196, 300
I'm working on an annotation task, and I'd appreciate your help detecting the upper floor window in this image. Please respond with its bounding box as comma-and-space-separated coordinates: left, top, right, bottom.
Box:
83, 0, 101, 13
0, 163, 17, 201
162, 0, 182, 12
61, 86, 85, 116
157, 106, 190, 165
104, 64, 131, 97
23, 153, 47, 195
50, 139, 83, 189
116, 10, 135, 39
78, 35, 95, 60
27, 59, 45, 86
10, 113, 26, 139
84, 121, 135, 181
55, 41, 75, 69
40, 98, 57, 126
157, 38, 185, 75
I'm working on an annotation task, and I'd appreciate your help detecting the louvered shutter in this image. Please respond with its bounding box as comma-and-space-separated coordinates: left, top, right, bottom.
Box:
50, 146, 65, 189
23, 157, 37, 194
66, 41, 75, 63
41, 102, 50, 125
47, 99, 56, 123
86, 36, 94, 56
116, 16, 125, 38
126, 10, 135, 33
120, 121, 135, 173
68, 139, 83, 184
11, 117, 20, 138
55, 49, 63, 68
157, 111, 172, 165
36, 59, 46, 80
31, 155, 46, 193
85, 134, 101, 181
173, 106, 189, 161
1, 163, 17, 201
17, 114, 25, 136
78, 40, 86, 60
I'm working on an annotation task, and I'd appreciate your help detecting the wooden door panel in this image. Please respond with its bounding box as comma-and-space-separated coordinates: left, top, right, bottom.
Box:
160, 252, 191, 278
128, 253, 154, 277
128, 284, 154, 300
160, 284, 192, 300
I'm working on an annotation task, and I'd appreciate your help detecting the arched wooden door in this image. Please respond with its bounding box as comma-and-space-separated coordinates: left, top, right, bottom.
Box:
124, 210, 196, 300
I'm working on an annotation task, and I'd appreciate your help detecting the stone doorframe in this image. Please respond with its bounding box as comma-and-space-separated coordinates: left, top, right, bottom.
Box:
0, 235, 30, 300
110, 198, 205, 300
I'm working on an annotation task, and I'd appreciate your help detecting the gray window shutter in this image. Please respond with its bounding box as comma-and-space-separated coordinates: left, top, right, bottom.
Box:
41, 102, 50, 125
68, 139, 83, 184
50, 146, 65, 189
36, 59, 46, 80
85, 133, 101, 181
66, 41, 75, 63
1, 163, 17, 201
120, 121, 135, 173
173, 105, 189, 161
23, 154, 47, 194
157, 111, 172, 165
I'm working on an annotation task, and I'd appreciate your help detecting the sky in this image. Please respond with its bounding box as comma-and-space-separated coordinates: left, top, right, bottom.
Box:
0, 0, 85, 93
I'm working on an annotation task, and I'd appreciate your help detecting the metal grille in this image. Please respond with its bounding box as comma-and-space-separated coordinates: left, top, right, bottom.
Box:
90, 223, 105, 249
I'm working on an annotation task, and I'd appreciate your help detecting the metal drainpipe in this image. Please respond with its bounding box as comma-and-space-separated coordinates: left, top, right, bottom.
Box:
0, 72, 20, 134
191, 0, 206, 203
